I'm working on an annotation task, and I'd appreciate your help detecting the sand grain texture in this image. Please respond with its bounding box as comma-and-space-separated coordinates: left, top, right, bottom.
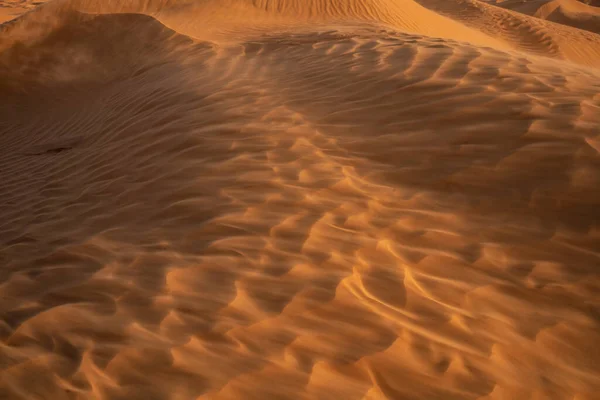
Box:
496, 0, 600, 34
1, 1, 600, 400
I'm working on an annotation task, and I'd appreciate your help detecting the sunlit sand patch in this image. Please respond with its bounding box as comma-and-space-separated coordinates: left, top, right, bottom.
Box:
1, 1, 600, 399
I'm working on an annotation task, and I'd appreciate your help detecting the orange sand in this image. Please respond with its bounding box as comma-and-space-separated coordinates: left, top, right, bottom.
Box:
497, 0, 600, 34
1, 1, 599, 399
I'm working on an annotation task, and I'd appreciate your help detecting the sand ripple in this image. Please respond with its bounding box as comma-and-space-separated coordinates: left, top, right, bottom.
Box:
1, 2, 600, 400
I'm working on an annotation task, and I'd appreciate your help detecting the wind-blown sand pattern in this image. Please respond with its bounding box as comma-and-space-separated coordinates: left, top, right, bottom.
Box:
0, 1, 42, 23
1, 1, 600, 399
495, 0, 600, 35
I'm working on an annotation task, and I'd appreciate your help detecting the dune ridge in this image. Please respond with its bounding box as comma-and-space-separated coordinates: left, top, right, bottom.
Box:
4, 0, 600, 66
414, 0, 600, 67
496, 0, 600, 35
1, 0, 507, 48
1, 1, 600, 400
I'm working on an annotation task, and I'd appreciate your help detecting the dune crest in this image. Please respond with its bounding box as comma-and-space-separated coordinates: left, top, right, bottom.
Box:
496, 0, 600, 35
4, 0, 600, 67
12, 0, 503, 48
414, 0, 600, 67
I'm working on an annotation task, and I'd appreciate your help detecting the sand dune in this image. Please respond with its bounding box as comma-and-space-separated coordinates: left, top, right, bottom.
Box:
496, 0, 600, 35
0, 1, 38, 23
1, 1, 600, 400
3, 0, 597, 67
414, 0, 600, 67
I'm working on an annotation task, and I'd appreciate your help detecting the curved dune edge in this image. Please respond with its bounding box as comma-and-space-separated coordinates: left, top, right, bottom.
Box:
414, 0, 600, 68
496, 0, 600, 35
1, 5, 600, 399
3, 0, 600, 69
2, 0, 508, 48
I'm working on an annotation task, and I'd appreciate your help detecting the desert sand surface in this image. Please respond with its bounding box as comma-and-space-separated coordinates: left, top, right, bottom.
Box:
1, 1, 600, 399
495, 0, 600, 34
0, 1, 39, 23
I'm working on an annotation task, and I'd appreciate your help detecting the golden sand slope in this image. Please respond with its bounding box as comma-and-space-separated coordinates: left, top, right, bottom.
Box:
10, 0, 503, 49
0, 1, 41, 23
1, 1, 600, 400
496, 0, 600, 35
3, 0, 600, 66
51, 0, 600, 68
414, 0, 600, 67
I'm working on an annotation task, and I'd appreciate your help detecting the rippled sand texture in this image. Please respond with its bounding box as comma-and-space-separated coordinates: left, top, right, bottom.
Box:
496, 0, 600, 34
0, 1, 43, 23
1, 1, 600, 400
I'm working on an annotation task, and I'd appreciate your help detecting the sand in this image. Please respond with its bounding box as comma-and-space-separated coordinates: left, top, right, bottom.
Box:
496, 0, 600, 34
1, 1, 599, 399
0, 1, 36, 23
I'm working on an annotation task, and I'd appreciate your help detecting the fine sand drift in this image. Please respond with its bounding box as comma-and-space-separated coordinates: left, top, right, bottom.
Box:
1, 1, 600, 400
497, 0, 600, 34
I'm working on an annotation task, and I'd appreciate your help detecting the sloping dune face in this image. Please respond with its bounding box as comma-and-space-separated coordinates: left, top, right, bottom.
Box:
414, 0, 600, 67
1, 1, 600, 400
0, 1, 39, 23
40, 0, 506, 48
497, 0, 600, 35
